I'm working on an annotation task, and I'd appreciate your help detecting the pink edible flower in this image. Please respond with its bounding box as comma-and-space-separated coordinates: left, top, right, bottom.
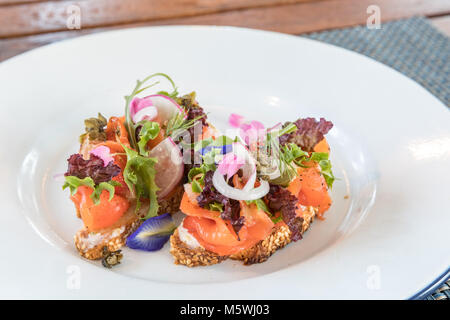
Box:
229, 113, 245, 128
229, 114, 266, 147
89, 146, 114, 167
239, 120, 265, 146
218, 153, 245, 179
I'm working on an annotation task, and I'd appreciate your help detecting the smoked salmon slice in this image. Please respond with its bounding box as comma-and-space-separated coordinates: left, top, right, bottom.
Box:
180, 186, 274, 256
297, 166, 331, 218
71, 186, 130, 232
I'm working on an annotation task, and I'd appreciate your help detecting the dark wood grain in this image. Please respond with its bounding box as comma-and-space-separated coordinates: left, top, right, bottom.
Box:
0, 0, 44, 5
2, 0, 449, 39
1, 0, 449, 62
0, 0, 320, 38
138, 0, 450, 34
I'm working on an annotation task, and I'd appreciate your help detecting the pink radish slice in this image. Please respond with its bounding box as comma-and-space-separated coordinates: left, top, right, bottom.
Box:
132, 106, 158, 123
148, 137, 184, 199
130, 97, 153, 115
130, 95, 186, 124
142, 94, 187, 123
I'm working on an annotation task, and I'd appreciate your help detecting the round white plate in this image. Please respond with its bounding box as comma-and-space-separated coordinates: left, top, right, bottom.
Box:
0, 26, 448, 300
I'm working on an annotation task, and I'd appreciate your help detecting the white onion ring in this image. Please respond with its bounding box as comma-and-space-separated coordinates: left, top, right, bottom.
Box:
213, 142, 269, 200
212, 169, 269, 201
242, 163, 256, 192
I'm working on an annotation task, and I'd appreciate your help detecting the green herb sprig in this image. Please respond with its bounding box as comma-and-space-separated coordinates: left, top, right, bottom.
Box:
165, 113, 206, 140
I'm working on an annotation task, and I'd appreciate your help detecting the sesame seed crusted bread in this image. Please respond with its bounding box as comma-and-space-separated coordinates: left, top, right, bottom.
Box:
170, 229, 228, 267
157, 185, 184, 215
74, 186, 185, 260
169, 206, 317, 267
74, 218, 141, 260
230, 206, 317, 265
74, 200, 146, 260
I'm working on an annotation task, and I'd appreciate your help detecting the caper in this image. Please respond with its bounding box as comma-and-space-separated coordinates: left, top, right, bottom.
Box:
101, 247, 123, 269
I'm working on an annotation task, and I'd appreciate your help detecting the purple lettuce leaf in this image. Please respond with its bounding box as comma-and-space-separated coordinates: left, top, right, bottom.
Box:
197, 171, 245, 235
65, 153, 121, 185
279, 117, 333, 152
266, 184, 303, 241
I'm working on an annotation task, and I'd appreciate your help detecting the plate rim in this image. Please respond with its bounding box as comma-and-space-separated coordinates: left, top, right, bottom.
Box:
1, 25, 449, 300
409, 268, 450, 300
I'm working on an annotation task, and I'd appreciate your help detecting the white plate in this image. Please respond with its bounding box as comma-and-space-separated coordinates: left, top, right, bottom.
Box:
0, 26, 448, 300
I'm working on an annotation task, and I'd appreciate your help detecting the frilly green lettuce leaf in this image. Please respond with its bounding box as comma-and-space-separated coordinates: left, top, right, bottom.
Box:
137, 121, 160, 156
62, 176, 121, 205
122, 144, 160, 219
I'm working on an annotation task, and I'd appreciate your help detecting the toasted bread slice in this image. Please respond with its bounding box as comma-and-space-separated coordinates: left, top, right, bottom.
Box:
170, 206, 317, 267
170, 229, 228, 267
74, 216, 141, 260
230, 206, 317, 265
74, 185, 184, 260
74, 200, 146, 260
158, 185, 184, 215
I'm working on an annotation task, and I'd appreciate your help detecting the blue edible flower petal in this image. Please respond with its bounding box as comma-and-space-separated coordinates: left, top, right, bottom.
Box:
127, 234, 171, 252
200, 145, 217, 155
221, 144, 232, 154
200, 144, 232, 156
126, 213, 176, 252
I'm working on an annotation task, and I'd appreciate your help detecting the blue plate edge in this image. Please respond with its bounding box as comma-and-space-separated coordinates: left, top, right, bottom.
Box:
409, 267, 450, 300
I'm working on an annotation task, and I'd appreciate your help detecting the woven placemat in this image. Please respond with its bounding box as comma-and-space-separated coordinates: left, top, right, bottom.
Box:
426, 279, 450, 300
304, 17, 450, 107
303, 17, 449, 300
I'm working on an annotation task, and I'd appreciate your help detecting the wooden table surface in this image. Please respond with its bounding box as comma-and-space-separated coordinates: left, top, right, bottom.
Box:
0, 0, 449, 62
